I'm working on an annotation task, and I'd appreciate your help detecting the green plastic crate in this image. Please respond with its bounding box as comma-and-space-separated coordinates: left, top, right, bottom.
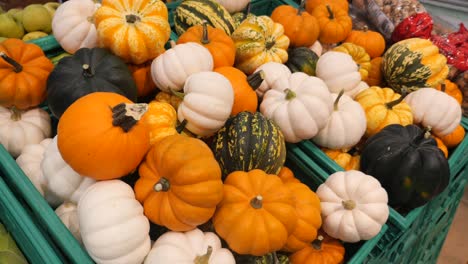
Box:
26, 35, 61, 53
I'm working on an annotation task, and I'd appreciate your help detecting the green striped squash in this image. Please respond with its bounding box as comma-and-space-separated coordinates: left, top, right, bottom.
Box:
174, 0, 236, 36
285, 47, 319, 76
382, 38, 448, 93
210, 111, 286, 179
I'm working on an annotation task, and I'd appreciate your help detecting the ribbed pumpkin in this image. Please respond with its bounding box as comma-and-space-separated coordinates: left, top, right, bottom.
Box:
0, 39, 54, 110
210, 111, 286, 179
140, 101, 178, 146
285, 47, 320, 76
94, 0, 171, 64
177, 21, 236, 68
345, 26, 386, 58
305, 0, 349, 13
323, 148, 361, 171
290, 233, 345, 264
311, 4, 352, 44
382, 38, 449, 93
439, 124, 465, 149
128, 62, 157, 97
433, 136, 448, 158
355, 86, 413, 137
270, 2, 320, 48
435, 79, 462, 105
333, 42, 371, 81
174, 0, 236, 36
366, 57, 384, 87
232, 15, 290, 74
154, 91, 182, 110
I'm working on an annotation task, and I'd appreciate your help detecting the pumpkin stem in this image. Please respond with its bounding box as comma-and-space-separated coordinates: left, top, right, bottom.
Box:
272, 252, 279, 264
441, 83, 446, 93
386, 88, 408, 109
176, 119, 188, 134
297, 0, 306, 15
194, 246, 213, 264
111, 103, 148, 132
424, 126, 432, 139
285, 89, 296, 100
125, 14, 141, 24
10, 107, 22, 121
362, 25, 369, 32
0, 52, 23, 73
82, 64, 94, 78
312, 235, 324, 250
154, 177, 170, 192
265, 40, 276, 50
326, 5, 334, 19
250, 195, 263, 209
243, 1, 252, 18
334, 90, 345, 111
342, 200, 356, 210
201, 20, 210, 44
247, 70, 265, 90
170, 89, 185, 99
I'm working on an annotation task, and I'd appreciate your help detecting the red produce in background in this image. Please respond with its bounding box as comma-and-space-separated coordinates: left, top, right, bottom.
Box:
391, 12, 433, 43
431, 23, 468, 71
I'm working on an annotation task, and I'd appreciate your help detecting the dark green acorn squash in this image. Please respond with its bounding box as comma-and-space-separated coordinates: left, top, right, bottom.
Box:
46, 47, 137, 119
360, 124, 449, 211
210, 111, 286, 179
285, 47, 319, 76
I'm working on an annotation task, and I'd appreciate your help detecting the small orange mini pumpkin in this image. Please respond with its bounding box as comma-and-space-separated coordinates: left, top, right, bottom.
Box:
323, 148, 360, 171
439, 124, 465, 149
435, 80, 463, 105
432, 136, 448, 158
278, 166, 301, 183
345, 26, 386, 58
141, 101, 179, 145
366, 57, 384, 87
128, 63, 157, 97
311, 4, 352, 44
0, 39, 53, 109
306, 0, 349, 13
290, 232, 345, 263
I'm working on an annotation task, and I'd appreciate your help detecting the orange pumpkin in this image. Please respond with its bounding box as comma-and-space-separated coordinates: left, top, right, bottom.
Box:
323, 148, 360, 171
271, 3, 320, 47
345, 26, 386, 58
57, 92, 150, 180
366, 57, 384, 87
311, 4, 352, 44
433, 136, 448, 158
278, 166, 301, 183
290, 232, 345, 263
213, 169, 297, 256
439, 124, 465, 149
435, 80, 463, 105
128, 62, 157, 97
177, 21, 236, 68
306, 0, 349, 13
140, 101, 179, 145
154, 91, 182, 110
214, 66, 260, 115
0, 39, 53, 109
94, 0, 171, 64
134, 134, 223, 231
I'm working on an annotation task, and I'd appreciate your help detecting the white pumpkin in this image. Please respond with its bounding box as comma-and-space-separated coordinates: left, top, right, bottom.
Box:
316, 170, 389, 243
177, 71, 234, 137
260, 72, 333, 143
42, 136, 96, 204
316, 51, 362, 97
309, 41, 323, 56
52, 0, 99, 54
16, 138, 53, 196
404, 88, 462, 137
151, 42, 214, 92
253, 62, 292, 98
55, 202, 81, 244
0, 106, 52, 158
353, 81, 369, 98
215, 0, 250, 13
144, 228, 235, 264
313, 91, 367, 150
78, 180, 151, 264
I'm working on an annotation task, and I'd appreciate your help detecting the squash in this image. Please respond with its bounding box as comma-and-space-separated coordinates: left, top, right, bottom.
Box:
405, 88, 461, 137
214, 67, 261, 115
232, 3, 255, 29
150, 42, 214, 93
323, 148, 360, 170
176, 71, 234, 137
78, 180, 151, 264
315, 51, 362, 97
16, 139, 56, 201
285, 47, 320, 76
313, 91, 366, 149
271, 2, 320, 48
41, 136, 96, 204
214, 0, 250, 13
309, 40, 323, 56
0, 39, 54, 110
261, 72, 333, 143
345, 26, 386, 59
435, 80, 463, 105
439, 124, 465, 149
52, 0, 99, 54
333, 42, 371, 81
134, 134, 223, 231
0, 106, 51, 158
290, 232, 345, 264
366, 57, 384, 87
305, 0, 349, 13
232, 15, 290, 74
174, 0, 236, 35
316, 170, 389, 242
55, 202, 81, 243
177, 21, 236, 68
140, 101, 179, 146
360, 124, 450, 210
155, 91, 182, 110
278, 166, 300, 183
47, 47, 138, 119
311, 4, 352, 44
57, 92, 150, 180
432, 136, 448, 158
253, 62, 292, 98
144, 228, 235, 264
382, 38, 449, 93
128, 63, 157, 98
210, 111, 286, 178
94, 0, 171, 64
213, 169, 298, 256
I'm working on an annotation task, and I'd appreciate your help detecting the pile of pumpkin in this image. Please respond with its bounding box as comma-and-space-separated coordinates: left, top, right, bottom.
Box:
0, 0, 466, 263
